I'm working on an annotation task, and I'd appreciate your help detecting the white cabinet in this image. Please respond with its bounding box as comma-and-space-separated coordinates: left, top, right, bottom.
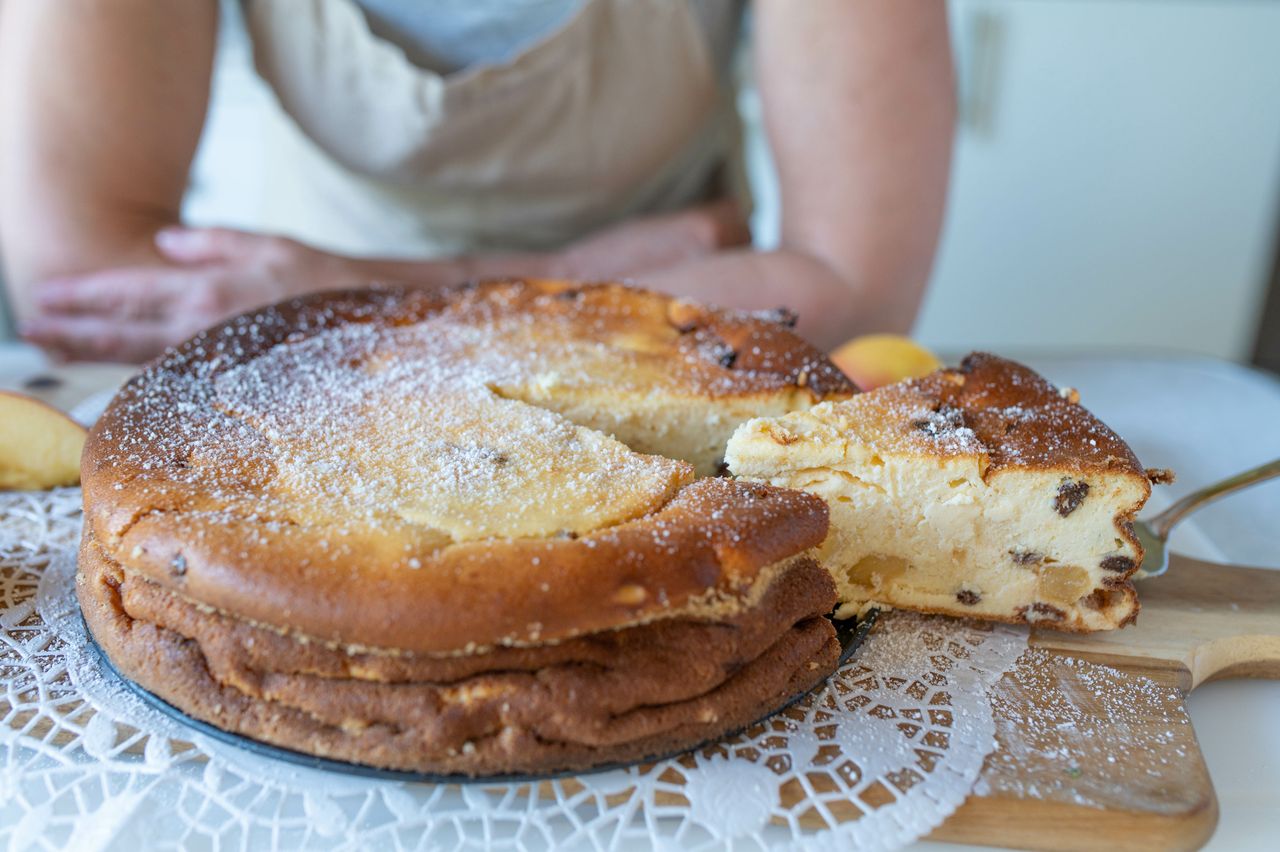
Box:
916, 0, 1280, 361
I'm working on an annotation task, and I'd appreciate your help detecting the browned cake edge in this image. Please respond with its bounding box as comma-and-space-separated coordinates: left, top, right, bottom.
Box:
859, 579, 1141, 633
79, 534, 841, 776
910, 352, 1150, 480
85, 477, 830, 654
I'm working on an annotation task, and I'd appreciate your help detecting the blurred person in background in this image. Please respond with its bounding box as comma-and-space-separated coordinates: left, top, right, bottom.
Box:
0, 0, 954, 363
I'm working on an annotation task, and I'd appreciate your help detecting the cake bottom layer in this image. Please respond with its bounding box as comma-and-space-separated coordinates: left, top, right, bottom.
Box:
78, 537, 840, 776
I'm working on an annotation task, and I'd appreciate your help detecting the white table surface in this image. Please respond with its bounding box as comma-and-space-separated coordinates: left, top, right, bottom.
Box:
2, 344, 1277, 851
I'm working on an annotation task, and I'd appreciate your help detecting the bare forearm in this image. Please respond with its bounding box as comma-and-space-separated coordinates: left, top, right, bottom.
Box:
757, 0, 955, 337
7, 211, 173, 291
636, 248, 868, 350
340, 250, 559, 291
352, 242, 893, 352
336, 207, 737, 291
0, 0, 216, 316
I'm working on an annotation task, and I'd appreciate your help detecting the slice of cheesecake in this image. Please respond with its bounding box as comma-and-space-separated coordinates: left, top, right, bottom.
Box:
726, 353, 1167, 632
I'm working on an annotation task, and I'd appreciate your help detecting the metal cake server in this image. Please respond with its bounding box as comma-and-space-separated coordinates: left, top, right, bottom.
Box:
1133, 457, 1280, 580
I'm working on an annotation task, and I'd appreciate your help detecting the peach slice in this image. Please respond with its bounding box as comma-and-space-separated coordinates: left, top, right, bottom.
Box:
0, 390, 88, 490
830, 334, 942, 391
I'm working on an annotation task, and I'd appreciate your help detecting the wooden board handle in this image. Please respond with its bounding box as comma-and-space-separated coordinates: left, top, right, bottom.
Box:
1033, 555, 1280, 690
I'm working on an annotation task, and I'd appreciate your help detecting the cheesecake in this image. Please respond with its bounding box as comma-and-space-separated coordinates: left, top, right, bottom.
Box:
726, 353, 1164, 632
78, 280, 854, 775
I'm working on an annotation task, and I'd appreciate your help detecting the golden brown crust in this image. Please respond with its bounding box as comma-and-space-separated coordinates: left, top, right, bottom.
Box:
90, 476, 829, 654
79, 532, 840, 775
81, 281, 847, 653
910, 352, 1148, 479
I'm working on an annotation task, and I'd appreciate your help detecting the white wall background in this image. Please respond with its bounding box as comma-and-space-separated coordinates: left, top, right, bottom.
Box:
922, 0, 1280, 361
747, 0, 1280, 362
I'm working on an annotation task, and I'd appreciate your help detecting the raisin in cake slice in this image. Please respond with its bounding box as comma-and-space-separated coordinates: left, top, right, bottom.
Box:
726, 352, 1166, 632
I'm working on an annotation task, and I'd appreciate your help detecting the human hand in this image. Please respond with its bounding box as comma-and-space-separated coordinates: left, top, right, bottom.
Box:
20, 202, 752, 364
21, 227, 349, 363
556, 199, 752, 279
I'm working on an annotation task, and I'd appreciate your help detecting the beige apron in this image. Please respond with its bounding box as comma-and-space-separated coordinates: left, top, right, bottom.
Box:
242, 0, 740, 258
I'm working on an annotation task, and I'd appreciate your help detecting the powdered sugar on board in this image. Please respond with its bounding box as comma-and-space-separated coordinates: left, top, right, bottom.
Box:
975, 648, 1202, 814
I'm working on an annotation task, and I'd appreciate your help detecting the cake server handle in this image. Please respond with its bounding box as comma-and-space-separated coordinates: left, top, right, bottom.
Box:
1133, 457, 1280, 579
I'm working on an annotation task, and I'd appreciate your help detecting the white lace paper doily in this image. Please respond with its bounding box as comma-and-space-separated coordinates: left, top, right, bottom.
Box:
1, 489, 1026, 850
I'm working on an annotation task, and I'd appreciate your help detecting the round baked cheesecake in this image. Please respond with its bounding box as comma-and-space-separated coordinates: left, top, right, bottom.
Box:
78, 279, 856, 775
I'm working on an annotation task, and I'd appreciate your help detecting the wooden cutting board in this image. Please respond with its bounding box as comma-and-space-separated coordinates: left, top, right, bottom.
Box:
929, 553, 1280, 851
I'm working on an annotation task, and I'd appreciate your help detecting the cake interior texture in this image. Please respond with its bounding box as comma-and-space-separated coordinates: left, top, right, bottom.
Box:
727, 353, 1160, 632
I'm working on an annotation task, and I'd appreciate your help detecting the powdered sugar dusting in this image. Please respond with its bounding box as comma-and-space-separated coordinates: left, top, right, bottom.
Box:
909, 354, 1146, 474
977, 648, 1199, 812
733, 353, 1146, 483
90, 284, 843, 549
208, 319, 692, 541
900, 401, 983, 455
